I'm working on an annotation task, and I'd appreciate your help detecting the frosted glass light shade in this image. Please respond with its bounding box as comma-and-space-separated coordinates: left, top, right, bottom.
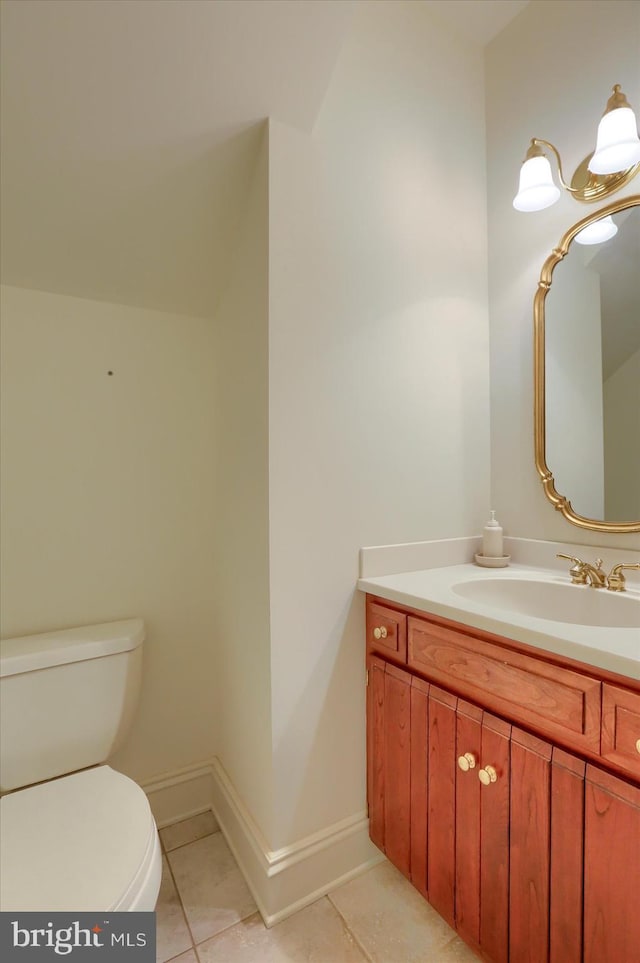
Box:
574, 215, 618, 245
588, 107, 640, 174
513, 155, 561, 211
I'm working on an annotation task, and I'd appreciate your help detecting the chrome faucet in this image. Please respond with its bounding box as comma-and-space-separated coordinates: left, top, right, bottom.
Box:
557, 554, 640, 591
557, 554, 606, 588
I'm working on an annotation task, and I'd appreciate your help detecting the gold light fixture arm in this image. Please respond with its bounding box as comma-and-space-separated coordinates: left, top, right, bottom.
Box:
526, 135, 640, 204
529, 139, 578, 194
517, 85, 640, 209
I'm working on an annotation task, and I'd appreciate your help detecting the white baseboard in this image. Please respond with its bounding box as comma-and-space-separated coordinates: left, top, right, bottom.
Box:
141, 760, 219, 831
210, 756, 384, 927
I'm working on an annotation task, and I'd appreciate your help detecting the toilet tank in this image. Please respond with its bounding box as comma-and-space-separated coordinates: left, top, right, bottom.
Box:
0, 619, 144, 793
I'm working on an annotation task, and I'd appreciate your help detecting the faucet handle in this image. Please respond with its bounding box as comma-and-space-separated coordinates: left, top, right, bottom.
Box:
607, 562, 640, 593
556, 553, 588, 584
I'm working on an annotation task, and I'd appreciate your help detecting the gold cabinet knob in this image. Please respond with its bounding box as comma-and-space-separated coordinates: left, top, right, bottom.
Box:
457, 752, 477, 772
636, 739, 640, 754
478, 765, 498, 786
373, 626, 388, 640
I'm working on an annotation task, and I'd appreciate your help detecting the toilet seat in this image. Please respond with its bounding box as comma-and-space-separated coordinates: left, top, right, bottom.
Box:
0, 765, 161, 912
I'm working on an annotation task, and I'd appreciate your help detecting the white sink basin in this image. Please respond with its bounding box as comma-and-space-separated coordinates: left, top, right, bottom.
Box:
452, 578, 640, 629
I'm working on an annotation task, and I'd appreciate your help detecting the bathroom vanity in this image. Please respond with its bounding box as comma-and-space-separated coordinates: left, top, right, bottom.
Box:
360, 565, 639, 963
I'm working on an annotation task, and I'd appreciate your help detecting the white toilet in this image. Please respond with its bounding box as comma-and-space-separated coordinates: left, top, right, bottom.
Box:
0, 619, 162, 912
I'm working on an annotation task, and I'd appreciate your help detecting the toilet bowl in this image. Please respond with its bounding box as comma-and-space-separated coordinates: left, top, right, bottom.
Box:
0, 767, 162, 912
0, 619, 161, 912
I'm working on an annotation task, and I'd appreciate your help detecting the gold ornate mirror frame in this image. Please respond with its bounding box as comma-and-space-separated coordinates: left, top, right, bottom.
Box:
534, 193, 640, 533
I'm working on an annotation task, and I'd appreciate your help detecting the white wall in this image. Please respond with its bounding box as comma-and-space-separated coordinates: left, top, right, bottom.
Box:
0, 285, 218, 781
486, 0, 640, 550
266, 0, 490, 849
604, 347, 640, 520
211, 126, 273, 832
0, 2, 491, 863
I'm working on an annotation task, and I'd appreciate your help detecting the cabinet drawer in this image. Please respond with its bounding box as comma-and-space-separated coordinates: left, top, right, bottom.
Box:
408, 616, 601, 754
602, 684, 640, 779
367, 600, 407, 664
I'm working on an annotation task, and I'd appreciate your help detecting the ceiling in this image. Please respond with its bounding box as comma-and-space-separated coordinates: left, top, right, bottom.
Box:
0, 0, 529, 318
423, 0, 530, 45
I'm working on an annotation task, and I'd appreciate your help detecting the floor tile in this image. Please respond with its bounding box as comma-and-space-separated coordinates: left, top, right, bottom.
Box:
160, 812, 219, 852
155, 857, 193, 963
438, 936, 481, 961
328, 860, 463, 962
168, 832, 257, 944
197, 899, 370, 963
165, 952, 198, 963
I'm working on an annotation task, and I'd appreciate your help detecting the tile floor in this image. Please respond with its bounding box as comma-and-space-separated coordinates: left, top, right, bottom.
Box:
157, 812, 478, 963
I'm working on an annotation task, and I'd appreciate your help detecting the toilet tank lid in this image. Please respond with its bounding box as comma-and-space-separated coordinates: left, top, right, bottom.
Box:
0, 619, 145, 677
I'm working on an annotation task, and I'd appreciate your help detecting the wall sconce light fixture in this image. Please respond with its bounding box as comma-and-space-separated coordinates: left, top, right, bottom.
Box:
513, 85, 640, 212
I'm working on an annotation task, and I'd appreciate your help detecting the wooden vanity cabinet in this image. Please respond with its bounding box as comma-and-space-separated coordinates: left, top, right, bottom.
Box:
366, 600, 407, 665
583, 765, 640, 963
549, 748, 585, 963
509, 728, 553, 963
407, 613, 602, 756
601, 683, 640, 779
366, 655, 411, 875
455, 703, 511, 963
365, 594, 640, 963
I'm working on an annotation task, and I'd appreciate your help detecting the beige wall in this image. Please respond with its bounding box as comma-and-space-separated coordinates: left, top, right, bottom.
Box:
211, 126, 273, 831
0, 3, 491, 855
486, 0, 640, 551
0, 285, 218, 781
266, 1, 490, 849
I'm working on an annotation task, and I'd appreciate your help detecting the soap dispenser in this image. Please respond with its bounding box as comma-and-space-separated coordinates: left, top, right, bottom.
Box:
476, 511, 510, 567
483, 510, 503, 558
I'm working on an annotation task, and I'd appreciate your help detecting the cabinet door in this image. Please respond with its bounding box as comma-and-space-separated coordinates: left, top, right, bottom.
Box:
428, 685, 457, 927
383, 663, 412, 878
455, 699, 482, 947
366, 657, 413, 877
584, 764, 640, 963
410, 676, 429, 898
367, 655, 386, 852
510, 727, 552, 963
479, 713, 511, 963
456, 705, 513, 962
549, 748, 584, 963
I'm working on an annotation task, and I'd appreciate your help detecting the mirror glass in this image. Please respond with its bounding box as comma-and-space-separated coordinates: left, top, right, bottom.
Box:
536, 196, 640, 531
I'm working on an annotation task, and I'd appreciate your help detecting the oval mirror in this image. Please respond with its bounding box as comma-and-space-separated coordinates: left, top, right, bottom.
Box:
534, 194, 640, 533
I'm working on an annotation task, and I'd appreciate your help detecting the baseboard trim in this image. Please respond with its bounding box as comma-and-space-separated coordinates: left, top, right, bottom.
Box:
210, 756, 384, 926
141, 760, 218, 831
265, 855, 386, 928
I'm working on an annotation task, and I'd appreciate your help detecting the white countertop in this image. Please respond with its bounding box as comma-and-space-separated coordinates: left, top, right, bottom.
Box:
358, 563, 640, 680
